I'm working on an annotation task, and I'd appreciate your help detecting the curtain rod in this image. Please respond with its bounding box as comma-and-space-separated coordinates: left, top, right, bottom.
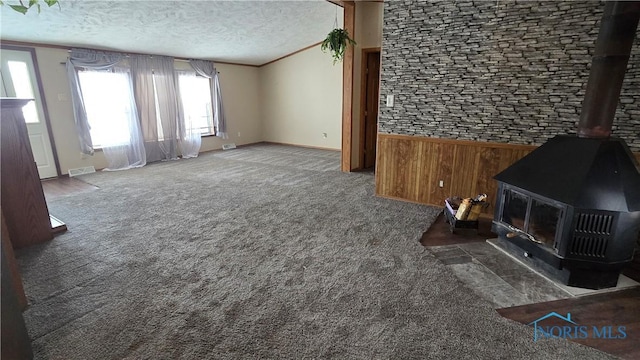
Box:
65, 48, 192, 62
59, 58, 221, 73
59, 49, 219, 72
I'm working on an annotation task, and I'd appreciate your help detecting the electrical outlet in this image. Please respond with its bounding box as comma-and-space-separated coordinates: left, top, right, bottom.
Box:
237, 132, 241, 137
439, 180, 444, 188
386, 94, 394, 107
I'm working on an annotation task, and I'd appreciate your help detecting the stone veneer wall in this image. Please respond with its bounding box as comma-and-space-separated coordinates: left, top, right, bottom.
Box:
379, 1, 640, 152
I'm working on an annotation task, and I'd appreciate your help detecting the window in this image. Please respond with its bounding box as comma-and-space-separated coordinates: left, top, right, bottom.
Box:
177, 73, 214, 135
77, 68, 213, 149
7, 61, 39, 123
77, 69, 136, 148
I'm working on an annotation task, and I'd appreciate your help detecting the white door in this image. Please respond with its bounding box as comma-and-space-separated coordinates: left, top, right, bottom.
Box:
1, 49, 58, 179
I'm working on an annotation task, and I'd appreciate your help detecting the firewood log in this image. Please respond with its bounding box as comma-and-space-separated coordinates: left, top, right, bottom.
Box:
455, 198, 472, 220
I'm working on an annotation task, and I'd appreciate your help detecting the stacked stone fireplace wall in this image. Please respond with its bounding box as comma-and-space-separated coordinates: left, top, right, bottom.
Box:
379, 0, 640, 152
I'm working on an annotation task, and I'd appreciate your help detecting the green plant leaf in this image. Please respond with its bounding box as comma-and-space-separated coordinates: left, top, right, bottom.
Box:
322, 27, 356, 65
44, 0, 57, 6
29, 0, 38, 7
9, 4, 29, 14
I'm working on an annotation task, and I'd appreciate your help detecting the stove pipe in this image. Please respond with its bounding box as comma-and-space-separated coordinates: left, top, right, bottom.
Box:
577, 1, 640, 138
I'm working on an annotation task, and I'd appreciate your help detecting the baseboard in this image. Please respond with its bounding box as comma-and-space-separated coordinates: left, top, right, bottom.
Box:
198, 141, 262, 155
376, 193, 439, 207
261, 141, 340, 152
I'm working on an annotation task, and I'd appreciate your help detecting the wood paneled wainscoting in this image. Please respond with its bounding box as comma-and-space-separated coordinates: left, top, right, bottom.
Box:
375, 133, 640, 215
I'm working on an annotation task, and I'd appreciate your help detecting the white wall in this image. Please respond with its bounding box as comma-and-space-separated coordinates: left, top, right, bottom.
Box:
259, 45, 342, 150
32, 47, 262, 174
351, 1, 384, 168
208, 63, 262, 150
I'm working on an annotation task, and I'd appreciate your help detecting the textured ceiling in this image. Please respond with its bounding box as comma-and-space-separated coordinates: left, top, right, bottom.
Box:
0, 0, 344, 66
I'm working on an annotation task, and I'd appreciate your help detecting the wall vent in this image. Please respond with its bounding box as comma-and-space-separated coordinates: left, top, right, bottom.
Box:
222, 143, 237, 150
68, 166, 96, 177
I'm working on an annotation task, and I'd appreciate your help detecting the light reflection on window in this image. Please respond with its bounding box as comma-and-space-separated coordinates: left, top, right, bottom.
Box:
178, 73, 214, 135
77, 70, 134, 147
7, 61, 39, 123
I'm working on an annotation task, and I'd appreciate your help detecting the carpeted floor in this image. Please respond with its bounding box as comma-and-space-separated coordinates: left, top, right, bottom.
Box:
17, 144, 614, 359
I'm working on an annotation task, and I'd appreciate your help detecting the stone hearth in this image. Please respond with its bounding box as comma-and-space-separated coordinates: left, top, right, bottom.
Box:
430, 240, 639, 308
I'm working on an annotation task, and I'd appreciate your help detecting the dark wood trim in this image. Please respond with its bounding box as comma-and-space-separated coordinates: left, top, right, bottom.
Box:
341, 1, 355, 172
376, 193, 430, 206
358, 47, 382, 170
325, 0, 344, 7
0, 40, 261, 68
1, 44, 62, 177
378, 133, 540, 150
212, 60, 258, 68
260, 41, 324, 67
262, 141, 341, 152
28, 46, 62, 177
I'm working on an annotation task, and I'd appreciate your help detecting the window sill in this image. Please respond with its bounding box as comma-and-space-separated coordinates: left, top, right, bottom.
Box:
201, 134, 217, 138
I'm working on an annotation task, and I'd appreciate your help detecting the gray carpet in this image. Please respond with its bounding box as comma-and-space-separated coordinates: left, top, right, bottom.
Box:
17, 144, 613, 359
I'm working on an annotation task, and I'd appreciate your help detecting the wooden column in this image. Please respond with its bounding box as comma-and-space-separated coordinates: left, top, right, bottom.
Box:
341, 1, 355, 172
1, 98, 53, 248
1, 211, 27, 309
1, 209, 33, 359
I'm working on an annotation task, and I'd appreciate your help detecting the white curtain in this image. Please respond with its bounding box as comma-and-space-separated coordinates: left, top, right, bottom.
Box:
77, 67, 146, 170
68, 50, 217, 166
189, 59, 227, 139
130, 55, 180, 162
176, 70, 202, 158
68, 49, 145, 170
101, 68, 146, 170
66, 48, 124, 155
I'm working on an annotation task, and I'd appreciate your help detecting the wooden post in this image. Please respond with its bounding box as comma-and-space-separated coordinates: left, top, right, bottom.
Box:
341, 1, 355, 172
1, 211, 27, 310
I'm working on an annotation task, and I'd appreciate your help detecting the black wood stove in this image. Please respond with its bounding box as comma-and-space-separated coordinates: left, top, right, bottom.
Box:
492, 2, 640, 289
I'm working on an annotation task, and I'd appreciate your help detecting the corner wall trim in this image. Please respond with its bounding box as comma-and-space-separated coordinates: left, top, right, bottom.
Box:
341, 1, 355, 172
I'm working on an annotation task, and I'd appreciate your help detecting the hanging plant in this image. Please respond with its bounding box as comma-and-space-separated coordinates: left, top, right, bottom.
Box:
321, 28, 356, 65
0, 0, 60, 15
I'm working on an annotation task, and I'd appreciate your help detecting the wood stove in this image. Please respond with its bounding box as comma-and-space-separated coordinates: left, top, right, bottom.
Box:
492, 137, 640, 289
492, 2, 640, 289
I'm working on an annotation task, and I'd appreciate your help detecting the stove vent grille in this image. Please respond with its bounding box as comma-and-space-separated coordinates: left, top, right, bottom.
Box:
569, 212, 614, 258
575, 213, 614, 235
